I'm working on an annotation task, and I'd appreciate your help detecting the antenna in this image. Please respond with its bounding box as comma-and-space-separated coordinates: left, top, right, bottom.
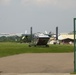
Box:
56, 26, 58, 40
30, 27, 33, 41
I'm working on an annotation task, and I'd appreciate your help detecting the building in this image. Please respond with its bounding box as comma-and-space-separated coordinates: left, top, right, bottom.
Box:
58, 34, 74, 44
48, 33, 74, 44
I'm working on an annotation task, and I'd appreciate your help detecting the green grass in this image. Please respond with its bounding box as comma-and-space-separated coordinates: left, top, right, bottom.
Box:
70, 72, 76, 74
0, 42, 74, 57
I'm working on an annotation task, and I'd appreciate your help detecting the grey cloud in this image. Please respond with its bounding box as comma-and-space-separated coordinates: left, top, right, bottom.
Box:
0, 0, 12, 5
20, 0, 76, 9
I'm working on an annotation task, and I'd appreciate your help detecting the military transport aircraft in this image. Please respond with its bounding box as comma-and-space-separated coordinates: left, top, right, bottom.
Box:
29, 32, 50, 47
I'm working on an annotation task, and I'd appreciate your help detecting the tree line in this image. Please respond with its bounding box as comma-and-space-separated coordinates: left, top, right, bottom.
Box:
0, 35, 31, 43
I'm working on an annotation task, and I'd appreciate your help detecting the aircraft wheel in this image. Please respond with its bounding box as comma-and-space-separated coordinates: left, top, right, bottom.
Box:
34, 45, 36, 47
29, 45, 31, 47
46, 45, 49, 47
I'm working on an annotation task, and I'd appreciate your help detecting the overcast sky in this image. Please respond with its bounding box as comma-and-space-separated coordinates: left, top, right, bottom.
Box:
0, 0, 76, 34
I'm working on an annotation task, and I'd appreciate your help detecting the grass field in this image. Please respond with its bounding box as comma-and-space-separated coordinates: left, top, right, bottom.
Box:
0, 42, 74, 57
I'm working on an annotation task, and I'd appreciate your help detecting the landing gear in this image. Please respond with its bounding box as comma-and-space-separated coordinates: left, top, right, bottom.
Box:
46, 44, 49, 47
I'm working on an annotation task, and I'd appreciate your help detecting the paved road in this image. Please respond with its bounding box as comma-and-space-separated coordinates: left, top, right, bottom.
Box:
0, 73, 72, 75
0, 53, 74, 73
